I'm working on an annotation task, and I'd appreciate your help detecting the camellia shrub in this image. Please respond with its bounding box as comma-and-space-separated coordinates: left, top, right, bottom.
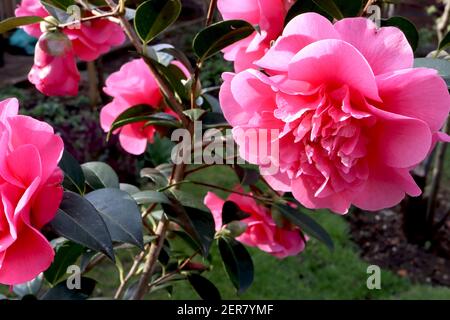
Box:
0, 0, 449, 300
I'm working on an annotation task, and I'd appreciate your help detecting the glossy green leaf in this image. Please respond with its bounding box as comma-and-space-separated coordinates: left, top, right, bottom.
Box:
132, 190, 171, 205
81, 162, 119, 190
188, 274, 222, 301
285, 0, 331, 24
233, 164, 260, 186
44, 241, 85, 285
218, 237, 254, 294
120, 183, 140, 195
193, 20, 255, 61
59, 150, 85, 194
85, 188, 144, 250
414, 58, 450, 89
275, 203, 334, 250
312, 0, 344, 20
381, 17, 419, 52
134, 0, 182, 44
49, 191, 115, 261
41, 277, 96, 300
0, 16, 44, 34
162, 201, 215, 256
221, 201, 251, 226
334, 0, 363, 17
40, 0, 75, 10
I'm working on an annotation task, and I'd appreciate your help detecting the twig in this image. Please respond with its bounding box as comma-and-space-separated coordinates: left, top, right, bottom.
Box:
158, 180, 274, 203
189, 0, 218, 110
114, 249, 147, 299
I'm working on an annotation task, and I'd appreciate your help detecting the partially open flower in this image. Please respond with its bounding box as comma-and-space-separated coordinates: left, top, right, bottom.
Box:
204, 190, 306, 259
28, 31, 80, 96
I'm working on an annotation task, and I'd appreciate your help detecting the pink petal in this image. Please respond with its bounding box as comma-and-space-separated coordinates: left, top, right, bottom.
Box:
288, 39, 381, 101
376, 68, 450, 132
334, 17, 413, 75
0, 222, 54, 285
283, 12, 340, 39
203, 192, 225, 231
119, 125, 148, 155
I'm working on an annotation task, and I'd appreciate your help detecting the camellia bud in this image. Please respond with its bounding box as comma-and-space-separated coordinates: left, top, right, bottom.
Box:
224, 221, 248, 238
40, 16, 59, 33
39, 30, 72, 57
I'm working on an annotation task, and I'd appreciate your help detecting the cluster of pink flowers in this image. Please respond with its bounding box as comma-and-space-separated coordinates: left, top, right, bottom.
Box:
219, 12, 450, 214
0, 98, 64, 285
16, 0, 125, 96
100, 59, 188, 155
204, 189, 305, 258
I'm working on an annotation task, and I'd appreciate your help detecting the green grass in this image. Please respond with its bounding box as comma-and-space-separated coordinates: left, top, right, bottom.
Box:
85, 166, 450, 300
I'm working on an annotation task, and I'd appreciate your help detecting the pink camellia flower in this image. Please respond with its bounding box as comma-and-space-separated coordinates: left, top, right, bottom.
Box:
100, 59, 188, 155
0, 98, 64, 285
219, 13, 450, 214
15, 0, 125, 61
29, 31, 80, 96
204, 190, 305, 259
217, 0, 294, 72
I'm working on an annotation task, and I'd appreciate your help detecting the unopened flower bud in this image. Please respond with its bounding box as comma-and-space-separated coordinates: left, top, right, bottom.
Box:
39, 31, 72, 57
225, 221, 248, 238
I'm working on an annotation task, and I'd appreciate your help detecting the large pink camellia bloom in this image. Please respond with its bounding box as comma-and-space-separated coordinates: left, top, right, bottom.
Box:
100, 59, 187, 155
217, 0, 294, 72
219, 13, 450, 214
0, 98, 64, 285
15, 0, 125, 61
204, 190, 305, 259
29, 31, 80, 96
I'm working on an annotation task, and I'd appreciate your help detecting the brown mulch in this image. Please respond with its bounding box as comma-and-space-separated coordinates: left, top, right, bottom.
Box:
347, 196, 450, 287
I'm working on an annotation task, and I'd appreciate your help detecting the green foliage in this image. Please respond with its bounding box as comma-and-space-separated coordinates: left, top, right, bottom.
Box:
0, 16, 44, 34
134, 0, 182, 44
381, 17, 419, 52
193, 20, 255, 62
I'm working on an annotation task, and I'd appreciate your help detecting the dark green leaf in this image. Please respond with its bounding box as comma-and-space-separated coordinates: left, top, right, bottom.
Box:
132, 190, 171, 205
151, 43, 193, 73
222, 201, 251, 225
44, 241, 85, 285
81, 162, 119, 190
218, 237, 254, 294
162, 201, 215, 256
49, 191, 115, 261
285, 0, 331, 24
202, 112, 229, 129
188, 274, 222, 301
40, 0, 74, 23
193, 20, 255, 61
141, 167, 170, 187
134, 0, 182, 44
312, 0, 344, 20
107, 105, 180, 141
153, 62, 190, 101
334, 0, 363, 17
120, 183, 140, 195
233, 164, 260, 186
275, 203, 334, 250
0, 16, 44, 34
439, 31, 450, 52
414, 58, 450, 89
59, 150, 85, 194
40, 0, 75, 10
85, 188, 144, 250
41, 277, 96, 300
381, 17, 419, 52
